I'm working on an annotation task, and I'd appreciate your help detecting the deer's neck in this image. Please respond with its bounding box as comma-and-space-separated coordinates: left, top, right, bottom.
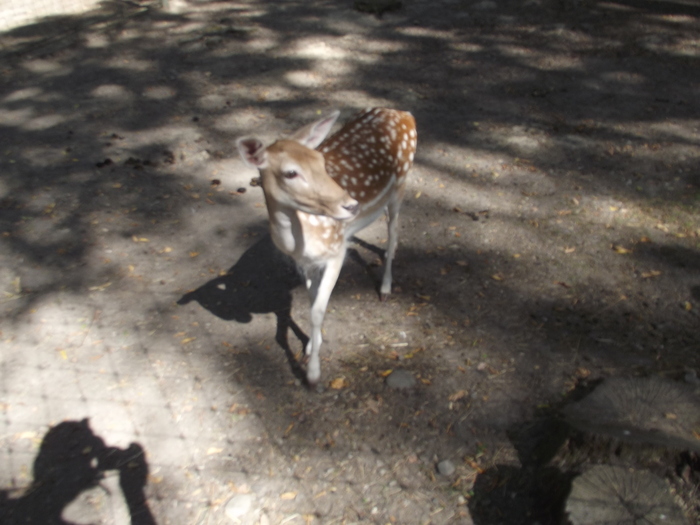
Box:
264, 196, 304, 258
263, 194, 350, 270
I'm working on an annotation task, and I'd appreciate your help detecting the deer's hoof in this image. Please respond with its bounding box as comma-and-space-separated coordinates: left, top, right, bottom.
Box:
306, 375, 324, 392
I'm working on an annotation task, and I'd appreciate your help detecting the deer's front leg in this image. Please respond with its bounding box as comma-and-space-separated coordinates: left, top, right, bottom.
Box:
304, 254, 344, 386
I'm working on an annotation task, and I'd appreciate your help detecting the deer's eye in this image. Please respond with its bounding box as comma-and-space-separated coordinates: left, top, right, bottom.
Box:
283, 170, 298, 179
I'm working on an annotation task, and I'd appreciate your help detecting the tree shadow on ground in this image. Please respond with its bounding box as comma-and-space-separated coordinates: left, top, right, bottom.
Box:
0, 0, 698, 521
0, 419, 155, 525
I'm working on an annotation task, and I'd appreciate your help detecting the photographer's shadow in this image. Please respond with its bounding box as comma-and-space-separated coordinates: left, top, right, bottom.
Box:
177, 235, 308, 381
0, 419, 155, 525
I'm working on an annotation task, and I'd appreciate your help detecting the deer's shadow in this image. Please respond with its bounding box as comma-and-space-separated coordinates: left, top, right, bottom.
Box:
177, 235, 308, 381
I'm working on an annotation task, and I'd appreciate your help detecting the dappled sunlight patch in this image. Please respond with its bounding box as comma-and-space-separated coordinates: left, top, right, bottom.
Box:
496, 44, 539, 59
91, 84, 134, 101
244, 34, 279, 52
120, 125, 200, 150
327, 90, 393, 110
502, 130, 546, 156
284, 69, 322, 88
289, 39, 348, 60
213, 108, 273, 134
450, 41, 484, 53
23, 113, 69, 131
22, 59, 71, 76
395, 25, 453, 40
19, 146, 69, 167
0, 107, 35, 127
104, 57, 156, 72
142, 85, 177, 100
3, 87, 43, 103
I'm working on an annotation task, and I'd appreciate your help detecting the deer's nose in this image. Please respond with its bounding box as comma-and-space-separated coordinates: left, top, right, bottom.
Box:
343, 201, 359, 216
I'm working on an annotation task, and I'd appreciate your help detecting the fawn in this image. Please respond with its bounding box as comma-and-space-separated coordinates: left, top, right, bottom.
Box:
237, 108, 417, 385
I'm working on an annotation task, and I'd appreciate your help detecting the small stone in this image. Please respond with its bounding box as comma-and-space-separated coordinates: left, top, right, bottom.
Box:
225, 493, 253, 520
386, 369, 416, 389
437, 459, 455, 476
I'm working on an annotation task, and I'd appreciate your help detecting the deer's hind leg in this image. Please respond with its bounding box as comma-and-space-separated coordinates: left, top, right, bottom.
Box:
380, 187, 404, 300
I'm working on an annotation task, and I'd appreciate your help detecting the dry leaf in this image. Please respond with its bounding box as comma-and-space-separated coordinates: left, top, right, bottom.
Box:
612, 244, 632, 254
564, 247, 576, 254
449, 390, 469, 402
132, 236, 149, 243
329, 377, 349, 389
465, 459, 485, 474
280, 492, 297, 500
181, 337, 196, 344
640, 270, 661, 279
89, 282, 112, 292
206, 447, 223, 455
491, 273, 504, 281
684, 301, 693, 311
189, 251, 200, 258
229, 404, 250, 415
379, 369, 393, 377
414, 191, 422, 199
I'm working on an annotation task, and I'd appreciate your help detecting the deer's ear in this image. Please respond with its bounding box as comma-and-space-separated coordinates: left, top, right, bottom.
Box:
288, 110, 340, 149
237, 137, 268, 168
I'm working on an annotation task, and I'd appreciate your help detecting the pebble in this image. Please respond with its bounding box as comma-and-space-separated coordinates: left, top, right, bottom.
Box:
437, 459, 455, 476
386, 369, 416, 389
684, 370, 699, 385
225, 493, 254, 520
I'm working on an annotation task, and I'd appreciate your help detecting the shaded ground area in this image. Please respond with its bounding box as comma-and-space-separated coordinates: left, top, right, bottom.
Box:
0, 0, 698, 523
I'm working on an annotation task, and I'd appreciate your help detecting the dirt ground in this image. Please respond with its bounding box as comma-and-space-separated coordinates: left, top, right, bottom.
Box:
0, 0, 699, 523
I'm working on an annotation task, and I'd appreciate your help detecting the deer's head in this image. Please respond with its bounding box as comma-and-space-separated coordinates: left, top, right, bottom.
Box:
237, 111, 359, 220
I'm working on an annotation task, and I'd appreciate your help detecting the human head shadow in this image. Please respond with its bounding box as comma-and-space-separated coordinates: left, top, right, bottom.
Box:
467, 417, 575, 525
177, 234, 308, 382
0, 419, 156, 525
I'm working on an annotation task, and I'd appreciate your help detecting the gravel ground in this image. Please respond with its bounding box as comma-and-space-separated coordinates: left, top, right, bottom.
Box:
0, 0, 699, 523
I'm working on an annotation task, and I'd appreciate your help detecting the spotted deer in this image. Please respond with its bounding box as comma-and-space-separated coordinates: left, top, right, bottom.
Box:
237, 108, 417, 385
